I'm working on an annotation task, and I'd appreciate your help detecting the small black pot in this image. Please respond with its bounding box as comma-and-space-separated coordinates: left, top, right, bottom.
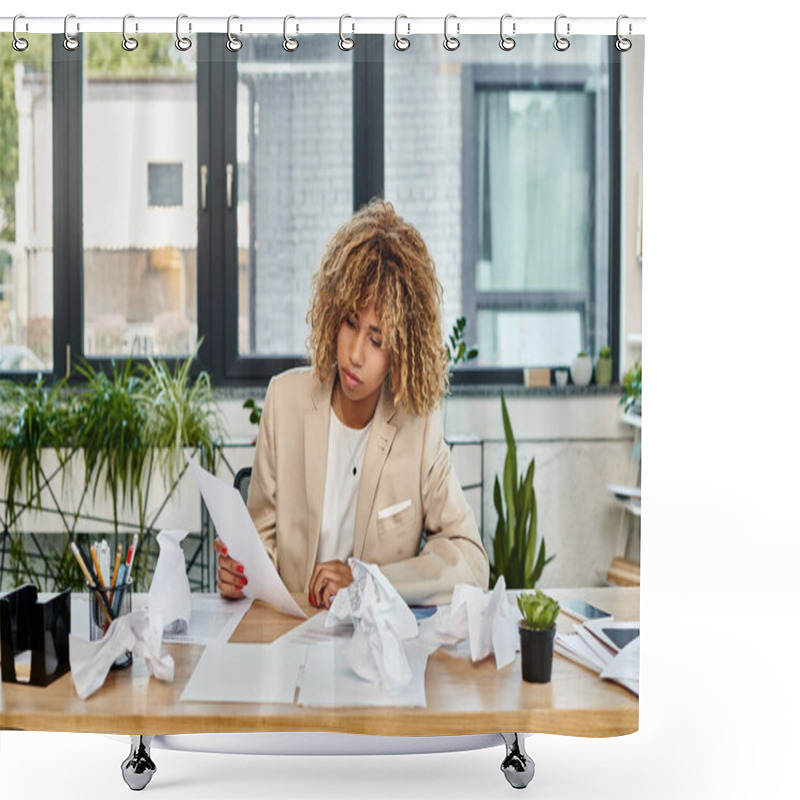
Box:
519, 625, 556, 683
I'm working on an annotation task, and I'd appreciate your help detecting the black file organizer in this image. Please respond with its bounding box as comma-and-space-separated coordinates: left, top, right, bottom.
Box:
0, 584, 71, 686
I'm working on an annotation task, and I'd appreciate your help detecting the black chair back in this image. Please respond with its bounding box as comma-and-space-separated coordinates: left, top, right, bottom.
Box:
234, 467, 252, 504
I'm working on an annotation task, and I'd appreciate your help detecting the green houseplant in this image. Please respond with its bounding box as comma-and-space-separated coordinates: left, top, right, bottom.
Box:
595, 345, 613, 386
0, 354, 224, 591
491, 392, 554, 589
517, 589, 560, 683
620, 361, 642, 413
445, 316, 479, 370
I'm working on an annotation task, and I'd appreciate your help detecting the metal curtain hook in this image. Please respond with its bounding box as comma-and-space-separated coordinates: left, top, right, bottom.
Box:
499, 14, 516, 51
443, 14, 460, 51
616, 14, 632, 52
227, 15, 243, 52
339, 14, 355, 51
63, 13, 79, 51
553, 14, 570, 52
12, 15, 29, 52
122, 14, 139, 51
175, 14, 192, 51
283, 15, 299, 51
394, 14, 410, 51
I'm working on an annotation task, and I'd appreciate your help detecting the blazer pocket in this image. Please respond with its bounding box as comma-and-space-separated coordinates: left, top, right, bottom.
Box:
376, 501, 416, 536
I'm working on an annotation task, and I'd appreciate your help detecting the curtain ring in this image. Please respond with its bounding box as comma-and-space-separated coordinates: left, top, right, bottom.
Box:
499, 14, 516, 51
12, 15, 29, 52
122, 14, 138, 52
227, 15, 243, 52
553, 14, 570, 52
339, 15, 355, 51
615, 15, 632, 52
443, 14, 460, 51
394, 15, 410, 51
63, 14, 79, 51
175, 14, 192, 51
283, 15, 299, 51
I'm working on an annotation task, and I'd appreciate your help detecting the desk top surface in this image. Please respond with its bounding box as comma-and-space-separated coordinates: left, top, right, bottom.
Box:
0, 587, 638, 738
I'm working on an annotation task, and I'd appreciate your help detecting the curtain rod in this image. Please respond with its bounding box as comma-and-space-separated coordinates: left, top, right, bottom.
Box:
1, 16, 645, 37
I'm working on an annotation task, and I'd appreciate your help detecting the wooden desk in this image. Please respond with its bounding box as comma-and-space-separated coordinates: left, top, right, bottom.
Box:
0, 587, 638, 738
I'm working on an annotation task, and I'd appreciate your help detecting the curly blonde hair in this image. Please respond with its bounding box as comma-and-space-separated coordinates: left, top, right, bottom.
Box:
306, 199, 448, 416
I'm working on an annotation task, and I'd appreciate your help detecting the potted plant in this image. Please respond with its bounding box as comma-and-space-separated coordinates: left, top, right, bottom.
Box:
445, 316, 479, 372
491, 392, 554, 589
0, 353, 224, 592
620, 361, 642, 414
517, 589, 560, 683
570, 351, 593, 387
595, 345, 613, 386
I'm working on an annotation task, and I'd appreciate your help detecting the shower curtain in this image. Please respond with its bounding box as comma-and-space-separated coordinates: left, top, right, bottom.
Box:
0, 16, 644, 797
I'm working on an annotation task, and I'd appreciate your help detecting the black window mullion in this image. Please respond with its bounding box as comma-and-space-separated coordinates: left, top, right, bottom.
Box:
353, 35, 384, 209
52, 35, 83, 380
608, 42, 623, 382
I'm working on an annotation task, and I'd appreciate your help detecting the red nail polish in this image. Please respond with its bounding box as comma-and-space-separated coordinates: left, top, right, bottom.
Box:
240, 577, 248, 586
221, 547, 228, 556
237, 565, 244, 574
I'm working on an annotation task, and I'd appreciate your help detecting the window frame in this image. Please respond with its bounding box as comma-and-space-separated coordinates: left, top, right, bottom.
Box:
459, 51, 622, 380
12, 35, 621, 389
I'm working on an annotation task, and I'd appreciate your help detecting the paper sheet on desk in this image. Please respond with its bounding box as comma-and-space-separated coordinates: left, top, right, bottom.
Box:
188, 457, 306, 619
181, 641, 306, 704
160, 596, 253, 646
276, 610, 353, 646
297, 639, 429, 708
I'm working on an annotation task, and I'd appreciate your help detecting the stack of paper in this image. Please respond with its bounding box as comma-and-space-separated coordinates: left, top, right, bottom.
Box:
555, 618, 640, 696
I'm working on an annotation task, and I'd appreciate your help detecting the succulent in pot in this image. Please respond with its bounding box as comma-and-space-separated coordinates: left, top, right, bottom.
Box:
595, 345, 613, 386
570, 351, 593, 387
517, 589, 560, 683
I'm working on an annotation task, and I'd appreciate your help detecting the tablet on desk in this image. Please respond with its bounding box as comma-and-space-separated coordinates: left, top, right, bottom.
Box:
560, 599, 612, 623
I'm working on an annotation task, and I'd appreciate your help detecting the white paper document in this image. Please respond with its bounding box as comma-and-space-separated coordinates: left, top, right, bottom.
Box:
297, 639, 429, 708
160, 596, 253, 646
180, 641, 307, 704
187, 457, 306, 619
277, 610, 354, 646
600, 636, 640, 695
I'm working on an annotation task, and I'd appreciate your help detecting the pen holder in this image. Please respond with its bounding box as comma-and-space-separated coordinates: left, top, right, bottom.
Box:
0, 584, 71, 686
89, 580, 133, 670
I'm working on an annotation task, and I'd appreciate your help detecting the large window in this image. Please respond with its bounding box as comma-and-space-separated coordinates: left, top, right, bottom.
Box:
0, 34, 53, 374
235, 35, 353, 358
3, 33, 622, 386
81, 35, 197, 359
384, 34, 616, 378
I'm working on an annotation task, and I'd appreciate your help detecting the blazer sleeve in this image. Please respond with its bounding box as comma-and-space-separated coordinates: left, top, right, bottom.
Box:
246, 379, 279, 571
379, 408, 490, 605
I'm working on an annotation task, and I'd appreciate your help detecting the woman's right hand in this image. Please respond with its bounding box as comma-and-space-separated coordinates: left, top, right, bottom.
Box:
213, 538, 248, 599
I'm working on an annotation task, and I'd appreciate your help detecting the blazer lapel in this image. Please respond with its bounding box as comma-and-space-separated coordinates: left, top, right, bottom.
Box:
353, 380, 397, 560
304, 372, 334, 588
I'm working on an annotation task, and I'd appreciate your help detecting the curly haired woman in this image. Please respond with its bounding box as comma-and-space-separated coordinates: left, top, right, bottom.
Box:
214, 199, 489, 608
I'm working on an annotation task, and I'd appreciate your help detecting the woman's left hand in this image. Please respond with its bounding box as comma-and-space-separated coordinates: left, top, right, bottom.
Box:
309, 560, 354, 609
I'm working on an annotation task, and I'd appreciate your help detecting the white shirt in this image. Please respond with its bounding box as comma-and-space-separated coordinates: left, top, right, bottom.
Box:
316, 410, 372, 563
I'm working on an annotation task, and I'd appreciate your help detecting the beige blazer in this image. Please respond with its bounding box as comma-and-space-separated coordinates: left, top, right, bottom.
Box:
247, 367, 489, 606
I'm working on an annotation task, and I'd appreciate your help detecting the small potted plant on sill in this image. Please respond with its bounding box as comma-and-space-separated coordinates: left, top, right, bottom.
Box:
570, 351, 593, 387
517, 589, 560, 683
595, 345, 613, 386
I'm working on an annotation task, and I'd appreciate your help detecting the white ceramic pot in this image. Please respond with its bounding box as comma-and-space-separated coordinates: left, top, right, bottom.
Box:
570, 355, 593, 387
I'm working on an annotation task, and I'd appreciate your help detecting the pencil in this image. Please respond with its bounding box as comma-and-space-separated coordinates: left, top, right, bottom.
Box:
70, 542, 114, 626
90, 544, 106, 589
109, 544, 122, 604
